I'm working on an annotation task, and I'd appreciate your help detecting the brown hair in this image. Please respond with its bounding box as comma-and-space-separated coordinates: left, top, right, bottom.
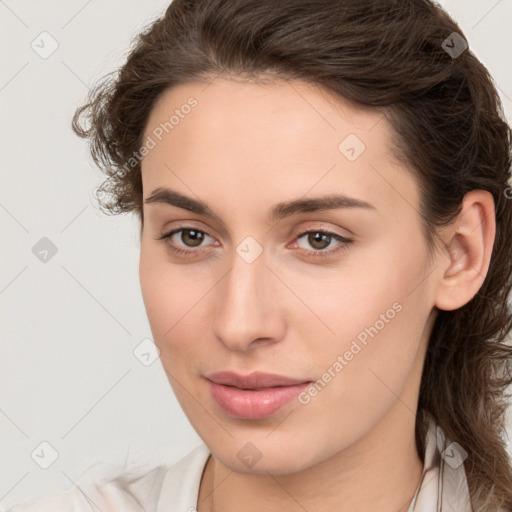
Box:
72, 0, 512, 509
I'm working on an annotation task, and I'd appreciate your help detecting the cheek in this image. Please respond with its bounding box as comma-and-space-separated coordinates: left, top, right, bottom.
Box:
287, 259, 412, 352
297, 300, 423, 445
139, 249, 193, 344
139, 247, 217, 376
300, 238, 430, 398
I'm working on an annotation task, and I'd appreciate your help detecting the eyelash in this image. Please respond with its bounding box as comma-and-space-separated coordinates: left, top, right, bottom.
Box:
156, 226, 354, 260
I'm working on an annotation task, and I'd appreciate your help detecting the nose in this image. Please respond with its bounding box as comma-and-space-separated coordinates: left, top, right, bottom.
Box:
211, 247, 286, 353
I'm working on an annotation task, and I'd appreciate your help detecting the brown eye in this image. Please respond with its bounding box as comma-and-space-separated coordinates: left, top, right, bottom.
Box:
179, 229, 206, 247
303, 232, 332, 250
157, 227, 215, 256
156, 226, 354, 260
296, 230, 345, 251
294, 229, 354, 259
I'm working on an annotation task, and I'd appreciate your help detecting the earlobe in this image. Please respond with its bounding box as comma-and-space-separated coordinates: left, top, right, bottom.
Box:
433, 190, 496, 311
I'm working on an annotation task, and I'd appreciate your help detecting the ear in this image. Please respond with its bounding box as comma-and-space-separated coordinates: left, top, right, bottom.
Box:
433, 190, 496, 312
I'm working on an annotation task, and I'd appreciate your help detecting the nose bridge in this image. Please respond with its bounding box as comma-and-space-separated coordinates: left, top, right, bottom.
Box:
212, 241, 282, 350
221, 244, 269, 322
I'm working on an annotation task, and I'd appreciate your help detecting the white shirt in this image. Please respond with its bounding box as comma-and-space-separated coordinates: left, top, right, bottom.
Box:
6, 412, 472, 512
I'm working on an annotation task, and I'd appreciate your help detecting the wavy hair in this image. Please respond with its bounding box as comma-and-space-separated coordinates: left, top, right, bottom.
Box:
71, 0, 512, 509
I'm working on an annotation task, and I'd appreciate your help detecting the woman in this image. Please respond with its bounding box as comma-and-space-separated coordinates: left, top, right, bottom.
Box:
8, 0, 512, 510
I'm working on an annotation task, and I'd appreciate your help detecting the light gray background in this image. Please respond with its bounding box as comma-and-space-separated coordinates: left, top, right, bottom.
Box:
1, 0, 511, 509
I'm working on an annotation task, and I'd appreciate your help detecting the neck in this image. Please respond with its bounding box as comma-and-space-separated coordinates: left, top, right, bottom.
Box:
197, 405, 424, 512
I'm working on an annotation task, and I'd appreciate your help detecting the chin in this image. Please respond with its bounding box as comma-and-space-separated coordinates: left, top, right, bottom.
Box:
204, 434, 322, 475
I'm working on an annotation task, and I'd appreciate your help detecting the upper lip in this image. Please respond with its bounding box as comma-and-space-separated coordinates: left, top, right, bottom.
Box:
205, 371, 311, 389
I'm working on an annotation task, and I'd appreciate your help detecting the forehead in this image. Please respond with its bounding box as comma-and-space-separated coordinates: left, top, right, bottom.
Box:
140, 78, 419, 224
143, 77, 387, 150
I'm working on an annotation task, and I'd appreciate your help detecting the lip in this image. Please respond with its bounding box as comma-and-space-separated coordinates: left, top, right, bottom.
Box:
205, 371, 312, 420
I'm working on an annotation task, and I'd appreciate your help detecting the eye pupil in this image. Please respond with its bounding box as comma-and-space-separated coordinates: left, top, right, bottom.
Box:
309, 232, 330, 250
182, 229, 204, 247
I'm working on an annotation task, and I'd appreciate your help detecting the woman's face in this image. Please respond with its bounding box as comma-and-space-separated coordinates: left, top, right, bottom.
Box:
139, 78, 440, 474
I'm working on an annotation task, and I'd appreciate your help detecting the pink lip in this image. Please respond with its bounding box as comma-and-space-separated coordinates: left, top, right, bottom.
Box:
205, 371, 312, 420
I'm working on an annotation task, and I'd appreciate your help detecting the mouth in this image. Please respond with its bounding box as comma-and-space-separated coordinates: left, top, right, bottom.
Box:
204, 371, 312, 420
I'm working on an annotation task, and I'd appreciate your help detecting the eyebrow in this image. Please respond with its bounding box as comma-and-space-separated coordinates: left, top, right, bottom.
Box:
144, 187, 377, 223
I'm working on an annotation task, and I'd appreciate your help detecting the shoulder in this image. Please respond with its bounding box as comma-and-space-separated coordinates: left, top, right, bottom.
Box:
5, 444, 211, 512
4, 488, 91, 512
157, 442, 211, 510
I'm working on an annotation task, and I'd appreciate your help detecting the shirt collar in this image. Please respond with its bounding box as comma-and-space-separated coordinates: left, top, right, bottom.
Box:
407, 411, 472, 511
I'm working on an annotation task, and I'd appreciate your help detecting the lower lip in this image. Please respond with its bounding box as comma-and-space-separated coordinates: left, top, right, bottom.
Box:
206, 379, 311, 420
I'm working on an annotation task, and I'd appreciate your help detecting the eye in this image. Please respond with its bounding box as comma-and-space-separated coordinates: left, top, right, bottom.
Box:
155, 226, 354, 259
292, 229, 353, 259
156, 227, 216, 256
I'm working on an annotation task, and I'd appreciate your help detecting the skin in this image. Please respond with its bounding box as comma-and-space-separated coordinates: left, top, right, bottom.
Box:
138, 77, 495, 512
